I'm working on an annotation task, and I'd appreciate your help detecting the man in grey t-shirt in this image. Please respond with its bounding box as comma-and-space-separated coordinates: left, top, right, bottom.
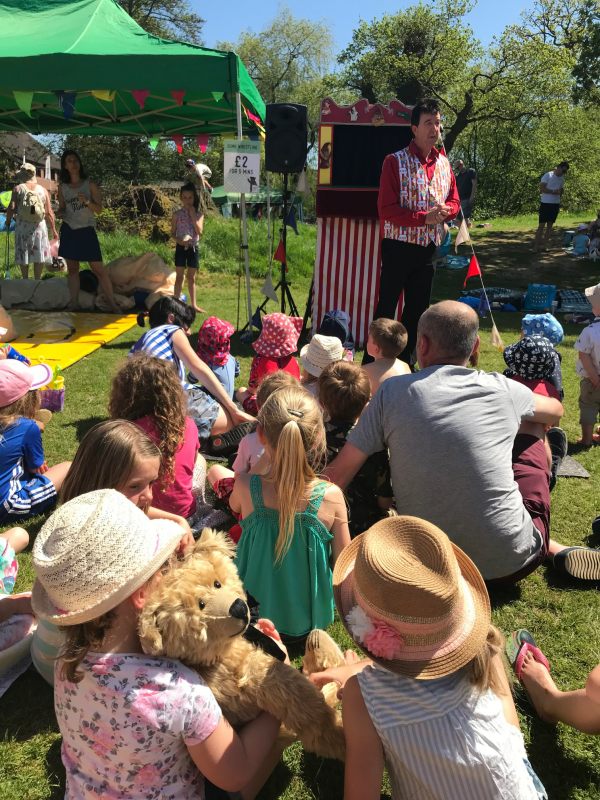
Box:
326, 301, 591, 581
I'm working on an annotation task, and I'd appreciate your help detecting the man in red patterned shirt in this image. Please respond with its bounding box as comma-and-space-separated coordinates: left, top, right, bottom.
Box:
368, 99, 460, 366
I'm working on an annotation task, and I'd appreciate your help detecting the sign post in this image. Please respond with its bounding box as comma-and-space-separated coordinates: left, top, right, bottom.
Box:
224, 140, 261, 194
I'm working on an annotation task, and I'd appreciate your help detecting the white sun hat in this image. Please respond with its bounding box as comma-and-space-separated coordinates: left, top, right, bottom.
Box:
32, 490, 182, 625
300, 334, 344, 377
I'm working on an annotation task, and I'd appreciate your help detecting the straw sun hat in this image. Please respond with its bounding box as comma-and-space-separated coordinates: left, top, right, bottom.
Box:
334, 516, 490, 679
300, 334, 344, 377
32, 490, 183, 625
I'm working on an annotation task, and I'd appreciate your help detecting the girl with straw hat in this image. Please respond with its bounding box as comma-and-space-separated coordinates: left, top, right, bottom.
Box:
32, 490, 282, 799
328, 515, 547, 799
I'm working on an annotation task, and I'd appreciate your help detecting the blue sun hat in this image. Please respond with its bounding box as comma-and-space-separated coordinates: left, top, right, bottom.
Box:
521, 313, 563, 345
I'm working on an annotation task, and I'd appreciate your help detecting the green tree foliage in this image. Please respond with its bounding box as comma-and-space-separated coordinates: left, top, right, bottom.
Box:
572, 1, 600, 103
118, 0, 204, 43
218, 8, 334, 124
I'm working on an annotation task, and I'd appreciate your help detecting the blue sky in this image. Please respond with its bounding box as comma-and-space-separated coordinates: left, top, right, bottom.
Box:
194, 0, 535, 52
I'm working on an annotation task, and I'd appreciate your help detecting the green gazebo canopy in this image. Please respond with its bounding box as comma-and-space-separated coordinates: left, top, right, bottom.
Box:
0, 0, 265, 137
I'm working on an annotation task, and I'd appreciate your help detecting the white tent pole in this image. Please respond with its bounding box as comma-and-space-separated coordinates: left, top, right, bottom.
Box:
236, 91, 252, 329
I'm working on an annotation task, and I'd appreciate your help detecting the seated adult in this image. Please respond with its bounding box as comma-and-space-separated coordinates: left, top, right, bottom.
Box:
326, 300, 600, 583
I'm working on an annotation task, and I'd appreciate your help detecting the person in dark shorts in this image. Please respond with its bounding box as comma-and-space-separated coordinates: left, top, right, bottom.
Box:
534, 161, 569, 251
171, 182, 204, 312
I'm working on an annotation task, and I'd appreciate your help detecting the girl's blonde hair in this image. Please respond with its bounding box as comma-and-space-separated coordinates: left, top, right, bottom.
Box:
60, 610, 115, 683
60, 419, 160, 504
466, 624, 505, 693
258, 386, 326, 562
0, 389, 39, 429
109, 354, 187, 489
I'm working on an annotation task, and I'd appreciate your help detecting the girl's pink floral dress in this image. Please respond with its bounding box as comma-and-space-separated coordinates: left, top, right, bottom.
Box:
54, 652, 222, 799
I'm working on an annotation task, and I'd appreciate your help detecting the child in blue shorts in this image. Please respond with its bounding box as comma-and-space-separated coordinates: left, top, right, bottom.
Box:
0, 361, 70, 522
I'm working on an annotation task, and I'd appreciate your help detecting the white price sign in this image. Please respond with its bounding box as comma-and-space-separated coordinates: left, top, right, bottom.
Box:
224, 140, 261, 193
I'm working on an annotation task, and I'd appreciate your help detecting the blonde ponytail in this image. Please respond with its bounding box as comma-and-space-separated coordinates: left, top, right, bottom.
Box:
258, 386, 326, 563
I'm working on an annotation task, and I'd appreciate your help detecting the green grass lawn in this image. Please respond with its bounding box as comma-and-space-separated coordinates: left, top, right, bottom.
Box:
1, 211, 600, 799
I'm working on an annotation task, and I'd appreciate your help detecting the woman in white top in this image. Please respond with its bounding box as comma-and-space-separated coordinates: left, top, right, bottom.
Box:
57, 150, 118, 312
4, 162, 57, 280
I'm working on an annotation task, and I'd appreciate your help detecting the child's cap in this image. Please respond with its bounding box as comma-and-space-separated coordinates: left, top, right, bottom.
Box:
334, 516, 490, 680
185, 158, 195, 166
503, 335, 556, 380
252, 313, 302, 359
32, 490, 182, 626
585, 283, 600, 305
300, 334, 344, 377
521, 313, 563, 345
0, 360, 52, 406
577, 223, 589, 231
197, 316, 235, 367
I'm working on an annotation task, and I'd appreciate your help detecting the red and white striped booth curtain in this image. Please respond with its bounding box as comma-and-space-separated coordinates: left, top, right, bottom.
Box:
312, 217, 402, 347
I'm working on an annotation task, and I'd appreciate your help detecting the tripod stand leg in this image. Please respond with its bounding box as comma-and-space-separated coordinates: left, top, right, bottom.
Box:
301, 277, 314, 341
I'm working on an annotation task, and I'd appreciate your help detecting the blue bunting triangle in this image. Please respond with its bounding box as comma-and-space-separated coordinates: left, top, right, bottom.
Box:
286, 206, 298, 235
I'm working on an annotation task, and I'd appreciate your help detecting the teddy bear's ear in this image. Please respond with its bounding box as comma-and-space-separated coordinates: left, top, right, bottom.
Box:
138, 609, 164, 655
194, 528, 237, 560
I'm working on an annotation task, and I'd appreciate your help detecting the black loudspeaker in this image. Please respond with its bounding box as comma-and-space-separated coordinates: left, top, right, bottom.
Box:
265, 103, 308, 173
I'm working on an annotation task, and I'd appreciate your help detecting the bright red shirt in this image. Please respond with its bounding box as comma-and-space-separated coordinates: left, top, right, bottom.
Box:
378, 141, 460, 228
135, 414, 199, 518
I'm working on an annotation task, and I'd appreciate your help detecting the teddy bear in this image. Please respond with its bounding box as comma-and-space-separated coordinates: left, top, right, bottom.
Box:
138, 528, 346, 762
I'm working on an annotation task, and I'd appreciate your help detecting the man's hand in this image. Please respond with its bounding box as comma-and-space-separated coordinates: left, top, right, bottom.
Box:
425, 204, 451, 225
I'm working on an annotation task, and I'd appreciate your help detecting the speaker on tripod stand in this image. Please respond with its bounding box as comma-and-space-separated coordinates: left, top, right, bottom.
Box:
260, 103, 308, 317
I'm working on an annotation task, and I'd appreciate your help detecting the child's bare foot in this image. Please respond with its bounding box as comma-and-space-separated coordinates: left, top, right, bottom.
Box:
193, 305, 206, 314
519, 650, 560, 724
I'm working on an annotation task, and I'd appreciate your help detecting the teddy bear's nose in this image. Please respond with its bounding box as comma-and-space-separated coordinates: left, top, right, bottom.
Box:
229, 598, 249, 621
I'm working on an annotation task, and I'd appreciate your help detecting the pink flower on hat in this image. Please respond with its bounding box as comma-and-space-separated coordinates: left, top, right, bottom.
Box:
364, 620, 405, 660
252, 313, 302, 358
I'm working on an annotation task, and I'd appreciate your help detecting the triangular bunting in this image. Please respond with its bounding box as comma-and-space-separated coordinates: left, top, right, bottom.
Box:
170, 90, 185, 106
92, 89, 116, 102
132, 89, 150, 110
196, 134, 209, 154
149, 138, 159, 151
261, 273, 279, 303
455, 218, 471, 252
463, 254, 481, 287
172, 134, 184, 154
13, 91, 33, 118
211, 91, 224, 102
286, 207, 298, 235
60, 92, 76, 119
273, 240, 286, 263
490, 323, 505, 352
296, 169, 307, 193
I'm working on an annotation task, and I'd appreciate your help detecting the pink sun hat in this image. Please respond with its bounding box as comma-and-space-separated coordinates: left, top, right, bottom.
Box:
252, 313, 303, 359
197, 316, 235, 367
0, 360, 52, 407
333, 515, 490, 680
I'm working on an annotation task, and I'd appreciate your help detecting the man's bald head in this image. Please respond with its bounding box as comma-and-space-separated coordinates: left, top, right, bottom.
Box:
417, 301, 480, 365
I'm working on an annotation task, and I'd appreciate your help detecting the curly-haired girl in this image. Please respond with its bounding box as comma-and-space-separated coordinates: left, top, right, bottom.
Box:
109, 353, 205, 520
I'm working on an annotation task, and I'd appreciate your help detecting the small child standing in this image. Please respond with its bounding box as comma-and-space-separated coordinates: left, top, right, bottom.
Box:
520, 312, 564, 399
335, 516, 548, 800
194, 316, 239, 399
299, 334, 344, 397
171, 182, 204, 312
319, 361, 393, 538
32, 490, 281, 799
230, 386, 350, 640
362, 318, 410, 395
0, 361, 70, 523
236, 313, 302, 415
575, 282, 600, 446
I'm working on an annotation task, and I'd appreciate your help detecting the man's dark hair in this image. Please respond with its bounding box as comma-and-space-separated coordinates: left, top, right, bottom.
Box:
411, 99, 441, 128
557, 161, 569, 170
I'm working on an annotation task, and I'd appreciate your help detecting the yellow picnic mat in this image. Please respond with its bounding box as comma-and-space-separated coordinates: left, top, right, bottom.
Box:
8, 311, 138, 371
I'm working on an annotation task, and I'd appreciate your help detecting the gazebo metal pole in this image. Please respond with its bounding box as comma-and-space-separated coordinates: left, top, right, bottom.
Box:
236, 91, 253, 329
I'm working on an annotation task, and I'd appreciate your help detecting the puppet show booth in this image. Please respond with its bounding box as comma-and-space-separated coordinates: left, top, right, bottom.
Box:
312, 98, 413, 347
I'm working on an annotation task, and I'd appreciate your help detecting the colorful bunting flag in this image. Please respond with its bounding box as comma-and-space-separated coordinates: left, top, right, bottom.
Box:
286, 207, 298, 235
490, 323, 505, 352
211, 91, 224, 102
13, 91, 33, 118
92, 89, 116, 102
477, 293, 490, 317
296, 169, 307, 193
132, 89, 150, 110
149, 138, 159, 151
454, 218, 471, 252
196, 134, 209, 154
463, 254, 482, 288
261, 273, 278, 303
170, 90, 185, 106
273, 240, 286, 263
55, 91, 76, 119
171, 135, 184, 154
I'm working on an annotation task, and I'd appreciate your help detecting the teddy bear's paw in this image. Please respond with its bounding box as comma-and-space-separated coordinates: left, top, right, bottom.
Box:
302, 629, 346, 675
